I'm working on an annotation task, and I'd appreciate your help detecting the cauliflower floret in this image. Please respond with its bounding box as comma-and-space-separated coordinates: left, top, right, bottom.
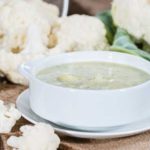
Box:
0, 0, 59, 52
112, 0, 150, 45
0, 100, 21, 133
0, 24, 46, 85
0, 50, 44, 85
7, 123, 60, 150
48, 15, 108, 53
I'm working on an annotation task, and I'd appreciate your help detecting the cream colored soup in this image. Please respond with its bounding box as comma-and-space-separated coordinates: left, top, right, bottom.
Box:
37, 62, 150, 90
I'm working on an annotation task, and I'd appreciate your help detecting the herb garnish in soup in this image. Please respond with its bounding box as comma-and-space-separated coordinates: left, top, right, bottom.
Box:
37, 62, 150, 90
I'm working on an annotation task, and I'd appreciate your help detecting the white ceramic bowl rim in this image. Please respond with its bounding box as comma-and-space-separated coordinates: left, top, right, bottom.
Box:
20, 51, 150, 93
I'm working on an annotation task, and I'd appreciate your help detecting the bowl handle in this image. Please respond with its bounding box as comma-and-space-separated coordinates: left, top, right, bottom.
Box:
19, 63, 32, 80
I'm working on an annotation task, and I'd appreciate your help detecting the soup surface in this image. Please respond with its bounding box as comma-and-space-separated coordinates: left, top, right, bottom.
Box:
37, 62, 150, 90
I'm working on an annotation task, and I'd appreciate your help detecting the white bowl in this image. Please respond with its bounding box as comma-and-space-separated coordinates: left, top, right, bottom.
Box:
19, 51, 150, 130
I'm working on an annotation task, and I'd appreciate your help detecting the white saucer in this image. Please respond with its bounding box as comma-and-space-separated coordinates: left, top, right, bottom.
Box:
16, 90, 150, 139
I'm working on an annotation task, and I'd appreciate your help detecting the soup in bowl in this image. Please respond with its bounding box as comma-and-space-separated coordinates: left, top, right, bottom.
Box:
37, 62, 150, 90
20, 51, 150, 131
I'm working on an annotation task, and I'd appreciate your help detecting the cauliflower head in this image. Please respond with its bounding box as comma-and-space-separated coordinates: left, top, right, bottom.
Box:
7, 123, 60, 150
48, 14, 108, 53
0, 100, 21, 133
0, 0, 59, 52
0, 2, 109, 85
112, 0, 150, 45
0, 0, 59, 85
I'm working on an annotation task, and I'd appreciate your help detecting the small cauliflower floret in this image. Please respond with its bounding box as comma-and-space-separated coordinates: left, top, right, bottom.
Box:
112, 0, 150, 45
48, 15, 108, 53
0, 100, 21, 133
7, 123, 60, 150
